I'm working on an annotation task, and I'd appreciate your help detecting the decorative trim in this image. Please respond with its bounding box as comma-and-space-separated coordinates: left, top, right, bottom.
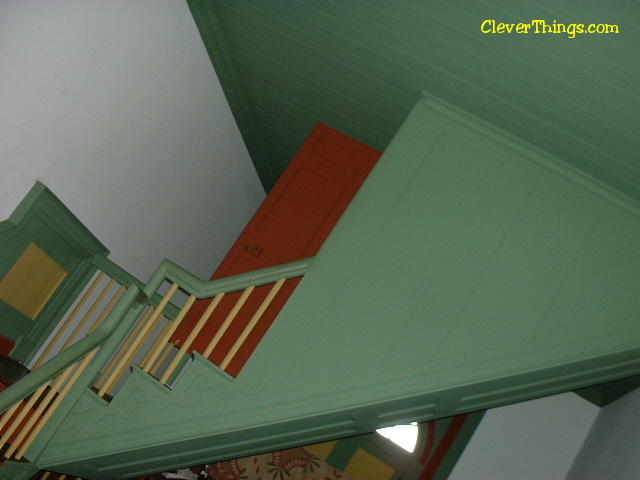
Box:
419, 92, 640, 215
0, 182, 108, 362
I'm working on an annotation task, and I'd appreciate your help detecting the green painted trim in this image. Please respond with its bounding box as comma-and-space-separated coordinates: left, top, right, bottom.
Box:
0, 460, 40, 480
187, 0, 274, 191
3, 254, 312, 415
28, 257, 312, 470
0, 182, 46, 233
0, 181, 108, 252
142, 257, 313, 300
419, 92, 640, 215
0, 181, 109, 362
91, 254, 180, 320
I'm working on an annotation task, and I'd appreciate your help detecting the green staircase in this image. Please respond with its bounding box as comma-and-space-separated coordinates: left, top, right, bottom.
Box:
1, 95, 639, 479
0, 240, 311, 479
0, 182, 310, 479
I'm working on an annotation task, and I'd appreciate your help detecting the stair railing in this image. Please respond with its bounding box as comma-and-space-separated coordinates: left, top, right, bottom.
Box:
0, 282, 142, 460
94, 256, 313, 393
0, 255, 312, 468
0, 253, 172, 463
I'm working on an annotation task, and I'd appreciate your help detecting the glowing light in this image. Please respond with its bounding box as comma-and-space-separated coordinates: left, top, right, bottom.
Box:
376, 422, 419, 452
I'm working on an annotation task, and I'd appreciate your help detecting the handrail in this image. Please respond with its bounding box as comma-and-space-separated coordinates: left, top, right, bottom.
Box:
0, 256, 313, 414
91, 254, 180, 320
0, 254, 314, 468
0, 284, 141, 414
143, 257, 313, 299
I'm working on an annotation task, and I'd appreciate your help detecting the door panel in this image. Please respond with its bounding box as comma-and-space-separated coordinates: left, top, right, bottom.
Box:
171, 123, 380, 376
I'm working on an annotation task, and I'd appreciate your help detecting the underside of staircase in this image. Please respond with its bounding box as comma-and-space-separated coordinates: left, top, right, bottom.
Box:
1, 95, 639, 480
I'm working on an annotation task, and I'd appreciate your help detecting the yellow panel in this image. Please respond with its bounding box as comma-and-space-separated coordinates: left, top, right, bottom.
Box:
343, 448, 396, 480
0, 243, 67, 319
303, 440, 337, 460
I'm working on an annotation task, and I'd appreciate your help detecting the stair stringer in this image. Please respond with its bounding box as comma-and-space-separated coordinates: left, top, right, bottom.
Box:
30, 93, 640, 478
0, 461, 40, 480
33, 343, 640, 479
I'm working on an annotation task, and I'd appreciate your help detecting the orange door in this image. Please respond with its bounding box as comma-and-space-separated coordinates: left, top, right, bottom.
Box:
172, 123, 381, 376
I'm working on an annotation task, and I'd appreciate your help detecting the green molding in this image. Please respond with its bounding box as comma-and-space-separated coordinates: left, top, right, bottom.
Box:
418, 93, 640, 214
90, 254, 180, 320
0, 181, 107, 252
0, 182, 109, 362
0, 460, 40, 480
142, 257, 312, 300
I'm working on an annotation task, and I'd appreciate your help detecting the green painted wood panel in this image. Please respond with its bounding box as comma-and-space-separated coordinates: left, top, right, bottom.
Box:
37, 95, 640, 478
0, 182, 108, 363
270, 93, 640, 409
189, 0, 640, 199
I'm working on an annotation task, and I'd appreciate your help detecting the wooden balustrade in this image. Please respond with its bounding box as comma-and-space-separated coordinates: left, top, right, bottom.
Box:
0, 262, 132, 463
93, 275, 295, 391
0, 256, 311, 472
29, 273, 125, 370
0, 350, 96, 461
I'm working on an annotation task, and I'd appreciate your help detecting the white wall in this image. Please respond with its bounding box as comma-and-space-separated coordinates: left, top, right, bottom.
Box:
0, 0, 265, 281
448, 393, 599, 480
565, 387, 640, 480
